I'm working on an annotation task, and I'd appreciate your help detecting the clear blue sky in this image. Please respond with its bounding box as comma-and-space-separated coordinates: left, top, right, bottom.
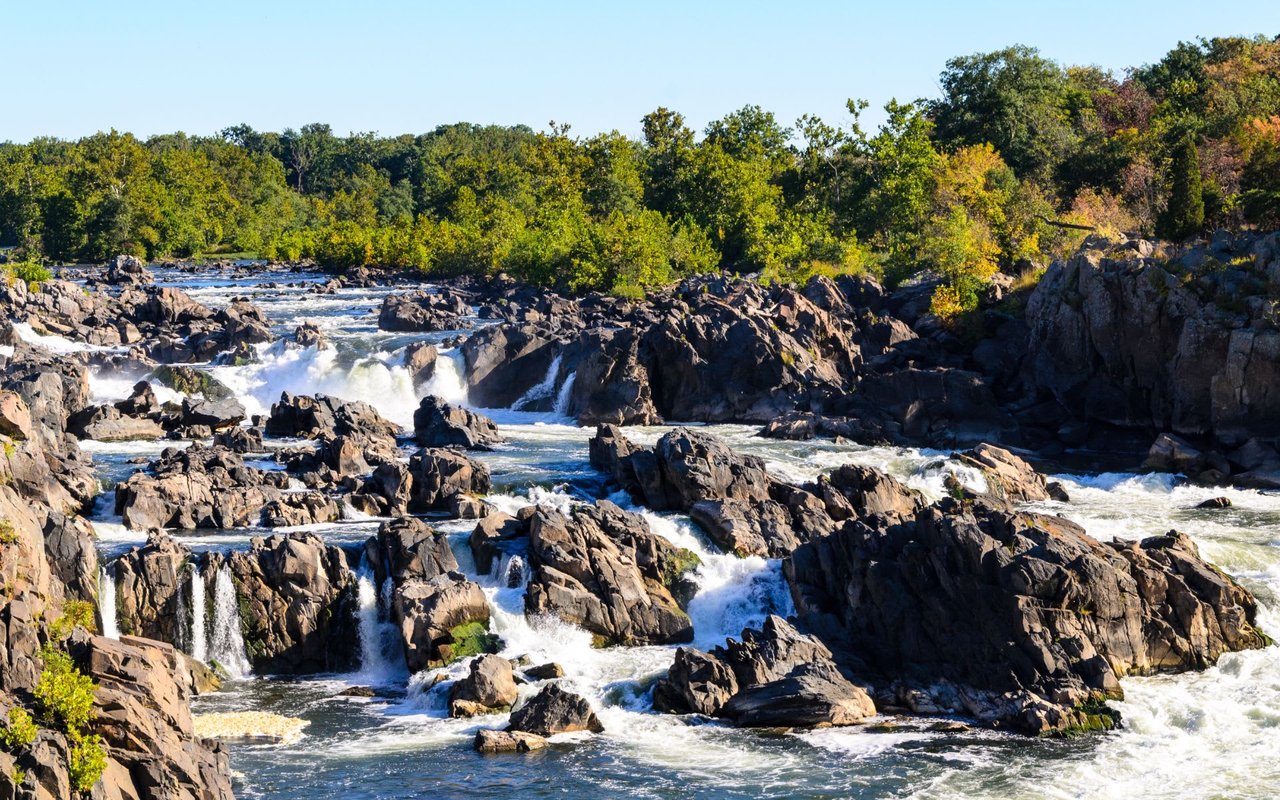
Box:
5, 0, 1279, 143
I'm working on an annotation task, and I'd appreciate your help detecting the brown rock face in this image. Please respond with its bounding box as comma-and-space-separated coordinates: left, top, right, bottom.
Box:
80, 635, 234, 800
525, 500, 694, 646
393, 573, 492, 672
114, 533, 191, 643
955, 443, 1051, 503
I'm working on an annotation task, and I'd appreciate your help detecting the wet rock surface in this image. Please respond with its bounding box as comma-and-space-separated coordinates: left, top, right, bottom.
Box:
525, 500, 696, 646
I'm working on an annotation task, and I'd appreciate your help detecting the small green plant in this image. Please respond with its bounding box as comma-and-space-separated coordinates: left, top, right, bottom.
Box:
0, 707, 38, 750
67, 732, 106, 793
12, 766, 26, 786
33, 646, 105, 794
0, 519, 18, 546
2, 260, 52, 286
34, 648, 97, 732
48, 600, 98, 640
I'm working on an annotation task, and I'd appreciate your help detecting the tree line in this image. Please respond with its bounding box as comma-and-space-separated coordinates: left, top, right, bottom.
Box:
2, 35, 1279, 316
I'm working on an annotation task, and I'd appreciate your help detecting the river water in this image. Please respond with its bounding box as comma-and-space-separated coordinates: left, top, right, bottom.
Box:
50, 267, 1279, 800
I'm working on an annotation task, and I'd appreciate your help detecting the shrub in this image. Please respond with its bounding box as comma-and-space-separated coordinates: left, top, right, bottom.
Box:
0, 707, 38, 750
67, 732, 106, 793
0, 519, 18, 546
48, 600, 98, 640
34, 648, 97, 732
2, 260, 52, 285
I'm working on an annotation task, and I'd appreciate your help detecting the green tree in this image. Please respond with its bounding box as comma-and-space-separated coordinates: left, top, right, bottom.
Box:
1160, 132, 1205, 239
932, 45, 1075, 182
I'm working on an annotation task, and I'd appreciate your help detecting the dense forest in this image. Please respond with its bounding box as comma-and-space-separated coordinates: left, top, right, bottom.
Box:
2, 35, 1279, 317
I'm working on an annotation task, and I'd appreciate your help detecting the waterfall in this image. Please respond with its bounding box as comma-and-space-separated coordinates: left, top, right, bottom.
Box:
98, 566, 120, 639
190, 566, 208, 663
422, 349, 469, 406
511, 354, 563, 410
209, 567, 251, 678
553, 371, 576, 418
355, 560, 403, 683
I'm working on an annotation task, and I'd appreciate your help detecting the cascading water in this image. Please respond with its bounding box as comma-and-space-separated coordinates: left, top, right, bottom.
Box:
98, 266, 1280, 800
553, 371, 576, 418
98, 565, 120, 639
209, 567, 251, 678
422, 349, 469, 406
511, 354, 563, 410
189, 566, 208, 663
355, 559, 403, 684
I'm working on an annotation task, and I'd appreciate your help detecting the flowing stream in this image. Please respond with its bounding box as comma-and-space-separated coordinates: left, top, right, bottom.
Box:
74, 266, 1280, 800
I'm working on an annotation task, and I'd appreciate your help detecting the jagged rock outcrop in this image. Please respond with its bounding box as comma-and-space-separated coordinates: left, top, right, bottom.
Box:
506, 683, 603, 736
448, 654, 519, 717
786, 489, 1271, 735
264, 392, 401, 442
413, 395, 502, 449
525, 501, 696, 646
223, 532, 359, 674
1025, 235, 1280, 459
378, 289, 472, 332
591, 425, 831, 557
113, 533, 190, 643
653, 615, 876, 728
363, 516, 458, 589
114, 442, 340, 529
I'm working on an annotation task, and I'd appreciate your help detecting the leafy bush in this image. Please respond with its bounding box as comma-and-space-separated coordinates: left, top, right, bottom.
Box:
48, 600, 98, 640
0, 708, 38, 750
34, 648, 97, 732
67, 732, 107, 793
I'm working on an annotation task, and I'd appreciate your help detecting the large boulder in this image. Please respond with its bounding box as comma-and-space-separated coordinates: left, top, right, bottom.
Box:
448, 654, 519, 717
363, 516, 458, 589
407, 447, 491, 514
392, 572, 493, 672
785, 491, 1272, 735
67, 404, 166, 441
525, 501, 695, 646
653, 615, 876, 727
104, 254, 153, 286
378, 290, 472, 332
413, 396, 502, 449
506, 683, 604, 736
955, 443, 1051, 503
